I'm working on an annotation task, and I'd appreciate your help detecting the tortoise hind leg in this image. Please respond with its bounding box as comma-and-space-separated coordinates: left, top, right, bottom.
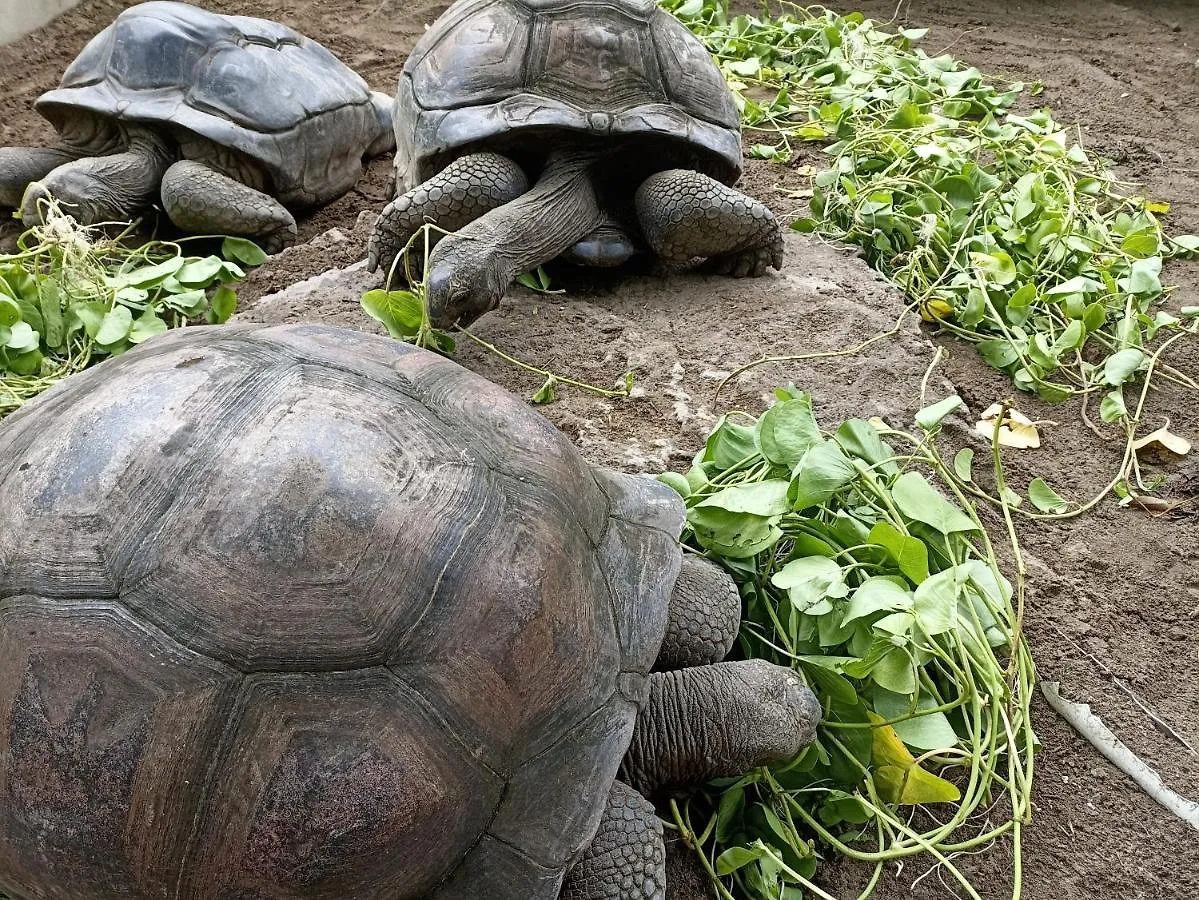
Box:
562, 217, 636, 268
636, 169, 783, 277
560, 780, 666, 900
368, 152, 529, 278
0, 147, 82, 209
160, 160, 297, 253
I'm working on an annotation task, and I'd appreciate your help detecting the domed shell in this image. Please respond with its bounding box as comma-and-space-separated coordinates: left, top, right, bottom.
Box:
394, 0, 742, 191
0, 324, 683, 899
34, 2, 394, 207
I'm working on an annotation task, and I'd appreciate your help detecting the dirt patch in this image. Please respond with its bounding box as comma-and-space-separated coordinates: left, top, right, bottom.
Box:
3, 0, 1198, 898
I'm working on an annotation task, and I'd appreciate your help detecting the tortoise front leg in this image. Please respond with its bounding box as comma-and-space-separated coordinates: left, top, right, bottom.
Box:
367, 152, 529, 278
560, 780, 665, 900
160, 160, 297, 253
655, 555, 741, 671
636, 169, 784, 277
0, 147, 83, 209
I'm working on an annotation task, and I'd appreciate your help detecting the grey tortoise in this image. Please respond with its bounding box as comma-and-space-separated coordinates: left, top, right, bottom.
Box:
0, 2, 394, 252
367, 0, 784, 327
0, 322, 819, 899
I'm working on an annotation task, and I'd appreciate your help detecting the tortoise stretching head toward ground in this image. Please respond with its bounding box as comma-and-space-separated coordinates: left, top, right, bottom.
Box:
0, 323, 819, 899
0, 2, 394, 251
367, 0, 784, 327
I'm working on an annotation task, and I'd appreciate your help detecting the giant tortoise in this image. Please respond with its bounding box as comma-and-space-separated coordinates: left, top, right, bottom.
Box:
0, 323, 818, 899
0, 2, 394, 251
367, 0, 784, 327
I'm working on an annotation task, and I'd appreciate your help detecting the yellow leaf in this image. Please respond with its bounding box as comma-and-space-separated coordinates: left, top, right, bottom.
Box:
1146, 200, 1171, 215
974, 402, 1041, 448
870, 714, 962, 805
921, 298, 954, 322
1132, 419, 1191, 456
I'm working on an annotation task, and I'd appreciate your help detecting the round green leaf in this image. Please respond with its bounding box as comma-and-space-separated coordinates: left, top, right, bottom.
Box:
0, 296, 20, 328
96, 305, 134, 345
129, 311, 169, 344
699, 480, 791, 516
222, 236, 269, 267
4, 321, 40, 353
1103, 348, 1146, 386
757, 396, 822, 467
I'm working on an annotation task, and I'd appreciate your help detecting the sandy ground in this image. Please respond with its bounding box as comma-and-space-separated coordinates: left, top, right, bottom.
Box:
2, 0, 1198, 897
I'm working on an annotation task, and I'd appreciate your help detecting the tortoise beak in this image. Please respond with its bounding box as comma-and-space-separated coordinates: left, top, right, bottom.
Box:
19, 182, 55, 224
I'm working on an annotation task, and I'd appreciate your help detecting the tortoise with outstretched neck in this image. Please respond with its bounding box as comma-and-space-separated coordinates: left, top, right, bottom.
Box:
367, 0, 784, 327
0, 2, 394, 251
0, 323, 818, 899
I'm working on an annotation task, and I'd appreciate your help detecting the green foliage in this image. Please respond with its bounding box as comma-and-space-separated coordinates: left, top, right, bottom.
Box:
664, 0, 1198, 413
661, 389, 1036, 899
1, 208, 260, 418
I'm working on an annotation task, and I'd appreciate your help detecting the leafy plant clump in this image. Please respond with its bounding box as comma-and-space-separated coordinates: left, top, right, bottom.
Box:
660, 390, 1035, 900
1, 207, 265, 418
664, 0, 1198, 411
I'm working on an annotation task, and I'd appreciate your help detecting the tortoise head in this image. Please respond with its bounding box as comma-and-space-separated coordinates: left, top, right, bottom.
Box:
424, 235, 509, 329
21, 163, 129, 226
20, 126, 172, 226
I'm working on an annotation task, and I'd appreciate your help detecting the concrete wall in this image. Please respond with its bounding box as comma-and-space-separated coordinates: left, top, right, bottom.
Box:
0, 0, 83, 45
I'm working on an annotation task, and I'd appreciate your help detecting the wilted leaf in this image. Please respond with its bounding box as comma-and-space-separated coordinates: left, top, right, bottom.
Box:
870, 714, 962, 804
953, 448, 974, 482
974, 402, 1041, 448
1131, 421, 1191, 456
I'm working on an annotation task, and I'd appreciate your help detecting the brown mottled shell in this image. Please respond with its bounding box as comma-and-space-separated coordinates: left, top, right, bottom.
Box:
0, 323, 684, 899
393, 0, 743, 191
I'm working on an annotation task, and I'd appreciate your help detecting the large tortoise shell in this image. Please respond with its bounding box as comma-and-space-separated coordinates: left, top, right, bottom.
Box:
0, 324, 684, 899
394, 0, 742, 191
34, 2, 394, 207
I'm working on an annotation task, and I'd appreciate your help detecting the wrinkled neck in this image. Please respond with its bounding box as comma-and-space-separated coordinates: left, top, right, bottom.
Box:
466, 151, 603, 279
105, 125, 176, 205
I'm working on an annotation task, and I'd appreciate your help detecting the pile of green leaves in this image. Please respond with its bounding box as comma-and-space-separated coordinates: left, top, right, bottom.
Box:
663, 0, 1198, 408
1, 209, 264, 418
660, 390, 1035, 899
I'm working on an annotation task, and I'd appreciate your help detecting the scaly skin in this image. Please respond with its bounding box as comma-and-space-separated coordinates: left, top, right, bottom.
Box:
655, 555, 741, 671
565, 562, 820, 899
368, 152, 529, 277
636, 169, 784, 276
559, 782, 666, 900
620, 659, 820, 797
161, 160, 297, 253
